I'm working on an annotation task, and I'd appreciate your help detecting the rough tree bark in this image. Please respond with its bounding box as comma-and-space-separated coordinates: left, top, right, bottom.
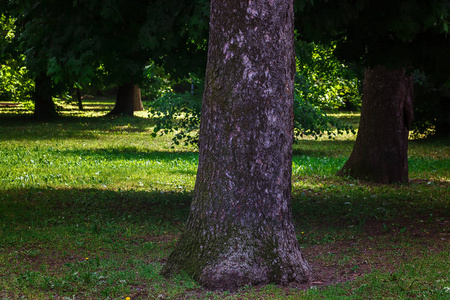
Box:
337, 65, 414, 183
161, 0, 311, 290
108, 82, 143, 116
34, 74, 57, 120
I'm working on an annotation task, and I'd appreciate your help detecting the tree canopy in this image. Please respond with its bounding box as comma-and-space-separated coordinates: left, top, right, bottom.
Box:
4, 0, 208, 92
2, 0, 448, 135
297, 0, 450, 71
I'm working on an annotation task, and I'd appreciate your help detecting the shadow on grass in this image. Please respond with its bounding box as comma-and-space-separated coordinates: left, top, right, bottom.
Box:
0, 114, 155, 141
61, 148, 198, 162
293, 140, 356, 157
291, 178, 450, 230
0, 187, 192, 229
2, 177, 448, 233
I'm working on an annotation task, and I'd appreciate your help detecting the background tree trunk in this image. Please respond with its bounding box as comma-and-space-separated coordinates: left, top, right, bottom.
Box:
34, 74, 57, 120
161, 0, 311, 290
76, 87, 83, 110
108, 83, 143, 116
133, 85, 144, 111
337, 65, 414, 183
434, 93, 450, 137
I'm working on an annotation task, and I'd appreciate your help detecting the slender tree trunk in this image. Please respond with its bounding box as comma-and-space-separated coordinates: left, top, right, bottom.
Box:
337, 66, 414, 183
161, 0, 311, 290
34, 74, 57, 120
108, 82, 143, 116
76, 87, 83, 110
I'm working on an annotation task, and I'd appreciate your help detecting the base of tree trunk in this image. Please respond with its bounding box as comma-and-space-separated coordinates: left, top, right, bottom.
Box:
76, 88, 83, 110
108, 83, 143, 116
162, 226, 311, 290
34, 74, 57, 120
337, 66, 413, 183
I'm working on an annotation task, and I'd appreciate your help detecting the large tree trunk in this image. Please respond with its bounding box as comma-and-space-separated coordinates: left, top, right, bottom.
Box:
337, 66, 414, 183
161, 0, 311, 290
34, 74, 57, 120
108, 83, 143, 116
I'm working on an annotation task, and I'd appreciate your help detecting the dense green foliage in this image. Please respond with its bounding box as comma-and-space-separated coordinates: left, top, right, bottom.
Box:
0, 57, 33, 103
293, 95, 354, 140
294, 40, 361, 110
2, 0, 208, 111
293, 40, 359, 139
149, 41, 359, 145
0, 14, 34, 103
140, 62, 173, 101
149, 75, 203, 146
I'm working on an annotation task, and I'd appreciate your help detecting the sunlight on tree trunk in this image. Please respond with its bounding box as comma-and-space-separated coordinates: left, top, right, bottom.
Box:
133, 85, 143, 111
161, 0, 311, 290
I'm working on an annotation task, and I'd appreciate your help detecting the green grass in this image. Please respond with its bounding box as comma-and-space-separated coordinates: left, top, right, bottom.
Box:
0, 100, 449, 299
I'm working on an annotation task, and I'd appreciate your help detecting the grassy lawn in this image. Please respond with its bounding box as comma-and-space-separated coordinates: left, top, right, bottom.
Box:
0, 100, 449, 299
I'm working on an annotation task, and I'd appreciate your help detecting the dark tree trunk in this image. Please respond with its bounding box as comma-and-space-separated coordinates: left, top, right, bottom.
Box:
108, 83, 143, 116
34, 74, 57, 120
337, 66, 414, 183
76, 87, 83, 110
161, 0, 311, 290
434, 94, 450, 137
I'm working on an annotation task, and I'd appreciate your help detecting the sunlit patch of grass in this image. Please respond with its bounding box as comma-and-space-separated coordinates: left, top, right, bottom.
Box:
293, 156, 347, 176
329, 111, 361, 123
0, 146, 197, 191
